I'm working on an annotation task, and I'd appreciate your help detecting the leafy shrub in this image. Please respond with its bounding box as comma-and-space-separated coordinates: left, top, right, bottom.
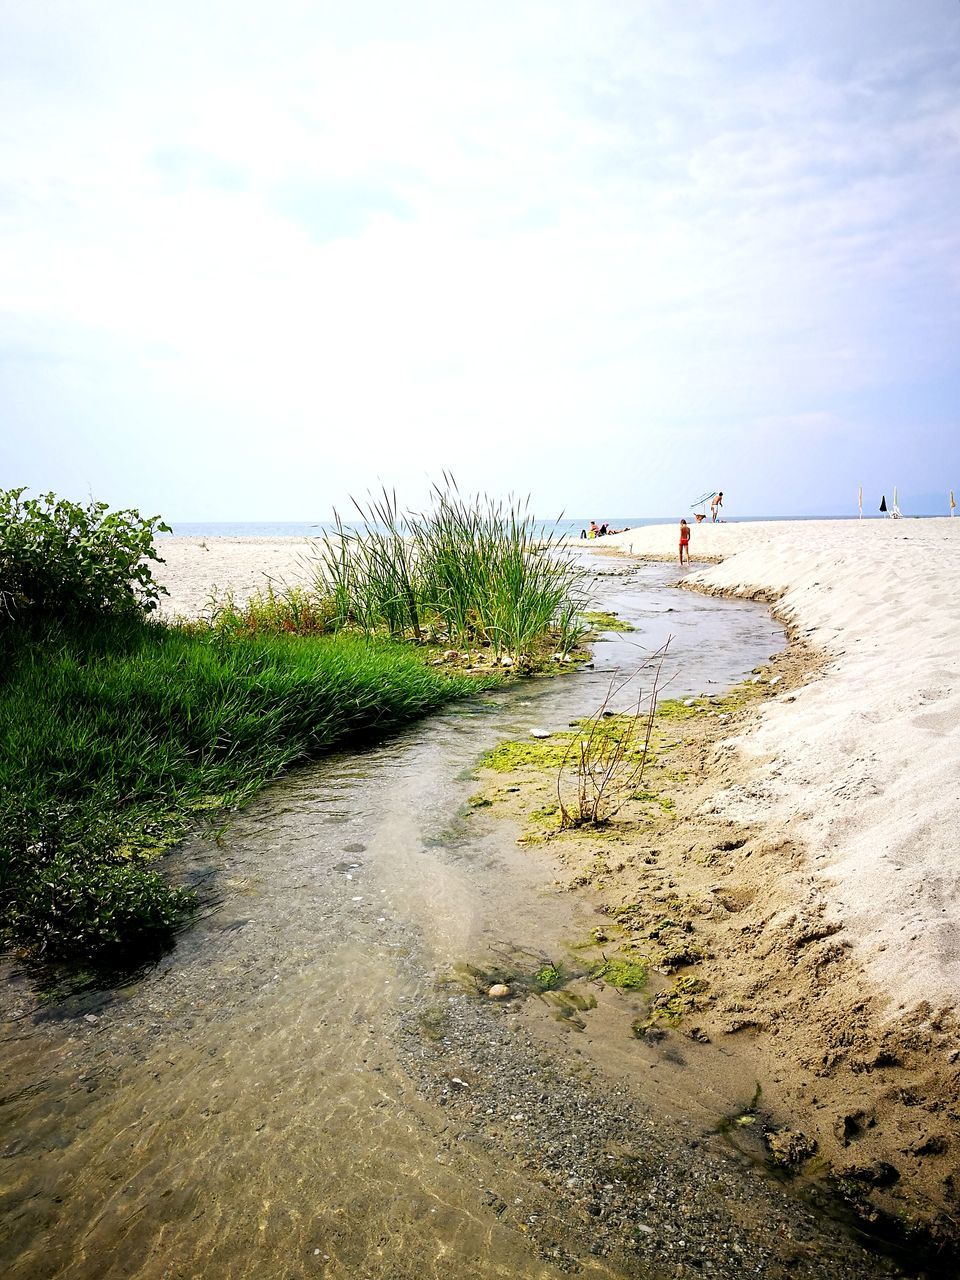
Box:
5, 852, 194, 960
0, 487, 170, 622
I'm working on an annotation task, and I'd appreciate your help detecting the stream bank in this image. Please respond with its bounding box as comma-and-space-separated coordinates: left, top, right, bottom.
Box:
0, 555, 947, 1278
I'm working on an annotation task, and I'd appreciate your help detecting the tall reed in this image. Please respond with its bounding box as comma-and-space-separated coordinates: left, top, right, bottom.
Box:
308, 480, 587, 660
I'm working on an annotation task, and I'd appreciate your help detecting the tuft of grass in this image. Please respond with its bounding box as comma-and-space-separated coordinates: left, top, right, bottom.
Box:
198, 583, 336, 637
308, 479, 589, 661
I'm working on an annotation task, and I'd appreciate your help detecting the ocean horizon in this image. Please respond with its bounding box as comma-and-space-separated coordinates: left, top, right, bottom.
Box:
160, 514, 945, 538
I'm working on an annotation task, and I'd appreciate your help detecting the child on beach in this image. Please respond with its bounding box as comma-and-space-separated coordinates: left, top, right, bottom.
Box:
679, 518, 691, 564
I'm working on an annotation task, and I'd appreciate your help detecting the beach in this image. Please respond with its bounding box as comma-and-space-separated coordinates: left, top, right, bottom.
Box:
155, 520, 960, 1012
154, 535, 318, 619
601, 517, 960, 1014
144, 520, 960, 1233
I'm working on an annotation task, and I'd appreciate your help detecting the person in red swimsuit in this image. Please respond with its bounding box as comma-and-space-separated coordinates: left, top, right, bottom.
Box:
679, 518, 691, 564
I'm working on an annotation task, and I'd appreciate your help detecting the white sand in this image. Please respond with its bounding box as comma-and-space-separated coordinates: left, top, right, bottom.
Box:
153, 536, 318, 619
601, 518, 960, 1012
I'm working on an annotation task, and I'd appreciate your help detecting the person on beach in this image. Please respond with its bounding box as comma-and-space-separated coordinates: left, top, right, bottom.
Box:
588, 521, 599, 538
679, 518, 691, 564
710, 491, 723, 522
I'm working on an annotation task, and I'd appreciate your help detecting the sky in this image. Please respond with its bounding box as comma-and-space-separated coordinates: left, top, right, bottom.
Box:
1, 0, 959, 520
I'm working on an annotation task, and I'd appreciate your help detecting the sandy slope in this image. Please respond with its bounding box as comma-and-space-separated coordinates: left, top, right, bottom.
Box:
601, 517, 960, 1012
153, 536, 317, 619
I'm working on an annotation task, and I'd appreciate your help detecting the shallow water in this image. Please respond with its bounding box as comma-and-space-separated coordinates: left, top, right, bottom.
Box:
0, 559, 851, 1279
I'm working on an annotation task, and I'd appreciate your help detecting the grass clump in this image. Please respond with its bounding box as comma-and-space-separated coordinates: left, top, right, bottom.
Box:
200, 583, 335, 637
1, 619, 487, 962
309, 479, 589, 662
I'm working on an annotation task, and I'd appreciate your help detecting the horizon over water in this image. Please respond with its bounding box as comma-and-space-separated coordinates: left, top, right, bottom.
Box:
162, 514, 945, 537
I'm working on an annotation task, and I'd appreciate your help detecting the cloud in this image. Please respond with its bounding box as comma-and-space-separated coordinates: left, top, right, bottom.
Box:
1, 1, 958, 517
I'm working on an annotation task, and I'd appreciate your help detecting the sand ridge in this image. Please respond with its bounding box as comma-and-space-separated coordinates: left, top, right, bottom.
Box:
599, 517, 960, 1015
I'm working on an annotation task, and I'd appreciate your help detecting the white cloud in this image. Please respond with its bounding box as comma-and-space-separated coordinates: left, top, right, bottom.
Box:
1, 0, 959, 517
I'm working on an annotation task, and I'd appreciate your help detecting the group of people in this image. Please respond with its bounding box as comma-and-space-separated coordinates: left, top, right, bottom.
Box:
580, 521, 630, 539
577, 491, 724, 564
681, 491, 723, 564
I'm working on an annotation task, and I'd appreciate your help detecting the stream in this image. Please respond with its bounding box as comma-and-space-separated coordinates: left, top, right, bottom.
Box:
0, 558, 912, 1279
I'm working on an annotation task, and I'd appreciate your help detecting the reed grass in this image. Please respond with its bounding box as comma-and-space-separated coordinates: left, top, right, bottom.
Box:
309, 480, 588, 661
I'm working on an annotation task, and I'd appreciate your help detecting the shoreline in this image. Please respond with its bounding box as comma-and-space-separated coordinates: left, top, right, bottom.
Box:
472, 629, 957, 1239
600, 517, 960, 1011
591, 518, 960, 1233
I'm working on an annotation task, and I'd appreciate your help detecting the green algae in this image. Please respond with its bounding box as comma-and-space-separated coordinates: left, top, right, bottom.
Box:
592, 954, 650, 991
635, 974, 709, 1031
632, 788, 676, 813
580, 610, 637, 632
528, 803, 560, 823
534, 962, 563, 990
477, 737, 574, 772
448, 951, 587, 1000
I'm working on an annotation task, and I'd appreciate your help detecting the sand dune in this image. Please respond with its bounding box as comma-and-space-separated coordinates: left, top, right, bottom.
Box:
602, 517, 960, 1012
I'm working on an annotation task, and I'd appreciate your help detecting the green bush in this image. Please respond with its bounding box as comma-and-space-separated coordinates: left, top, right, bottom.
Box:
0, 487, 170, 622
5, 852, 194, 959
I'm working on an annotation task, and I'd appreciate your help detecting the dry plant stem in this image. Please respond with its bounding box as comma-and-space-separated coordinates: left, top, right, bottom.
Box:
557, 641, 672, 828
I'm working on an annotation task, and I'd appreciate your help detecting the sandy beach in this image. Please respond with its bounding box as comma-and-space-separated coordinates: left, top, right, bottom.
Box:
148, 521, 960, 1229
600, 517, 960, 1015
154, 535, 318, 619
154, 520, 960, 1014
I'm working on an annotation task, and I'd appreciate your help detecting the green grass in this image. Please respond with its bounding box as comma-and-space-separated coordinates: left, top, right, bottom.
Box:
0, 617, 492, 962
308, 481, 589, 660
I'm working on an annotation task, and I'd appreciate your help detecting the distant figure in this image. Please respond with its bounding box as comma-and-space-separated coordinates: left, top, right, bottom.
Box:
588, 520, 599, 538
679, 518, 691, 565
710, 491, 723, 522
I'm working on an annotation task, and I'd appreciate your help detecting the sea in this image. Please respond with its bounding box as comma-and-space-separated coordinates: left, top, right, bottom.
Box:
160, 515, 920, 539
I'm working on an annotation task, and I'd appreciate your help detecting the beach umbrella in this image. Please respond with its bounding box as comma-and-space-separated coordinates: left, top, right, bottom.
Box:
858, 485, 862, 519
951, 490, 956, 516
880, 494, 887, 513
